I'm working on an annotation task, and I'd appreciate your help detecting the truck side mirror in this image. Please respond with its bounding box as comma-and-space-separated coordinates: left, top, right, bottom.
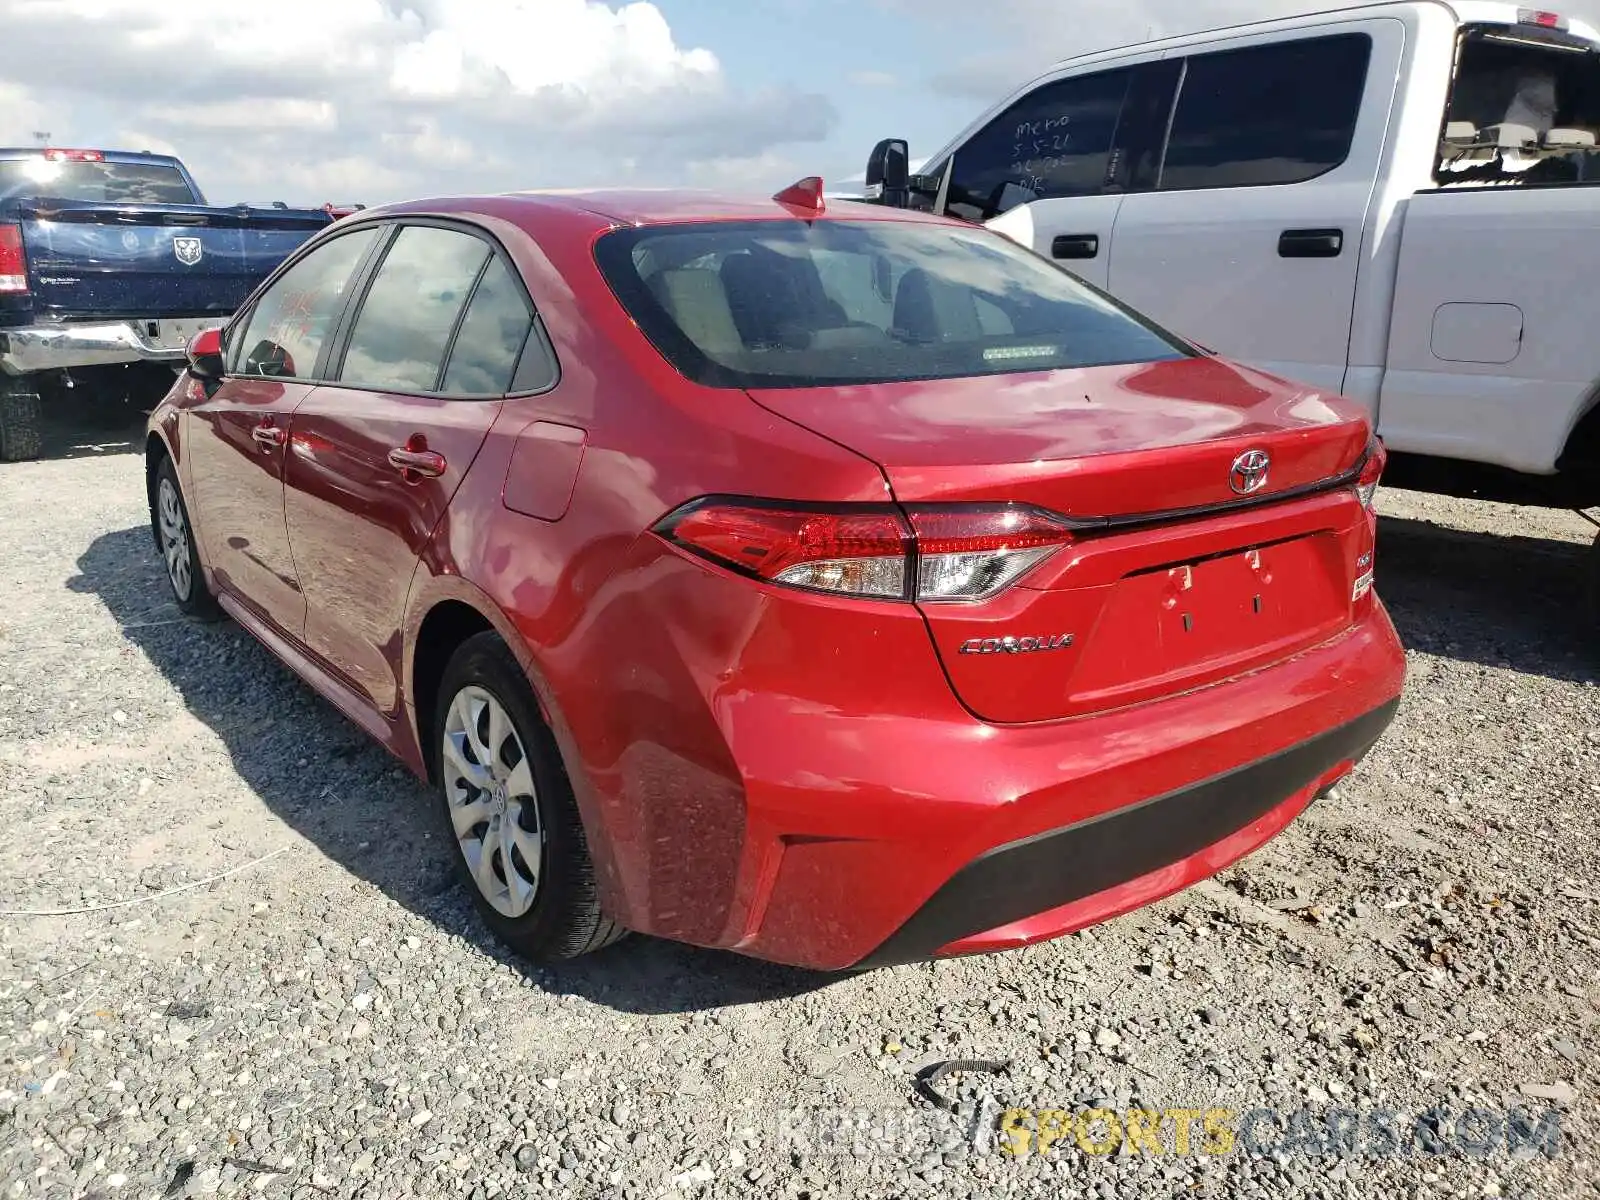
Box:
865, 138, 911, 207
186, 327, 225, 380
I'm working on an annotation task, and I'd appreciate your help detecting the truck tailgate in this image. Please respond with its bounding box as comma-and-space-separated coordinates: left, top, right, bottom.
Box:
17, 200, 330, 320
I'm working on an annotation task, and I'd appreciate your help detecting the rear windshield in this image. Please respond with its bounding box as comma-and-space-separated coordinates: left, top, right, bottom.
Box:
1436, 25, 1600, 187
594, 218, 1191, 388
0, 159, 198, 205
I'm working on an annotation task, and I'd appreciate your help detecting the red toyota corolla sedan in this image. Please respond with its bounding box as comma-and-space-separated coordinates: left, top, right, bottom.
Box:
144, 180, 1405, 970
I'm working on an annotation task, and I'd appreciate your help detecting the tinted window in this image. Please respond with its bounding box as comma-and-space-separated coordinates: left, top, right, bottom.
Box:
441, 257, 536, 395
233, 228, 379, 379
339, 226, 490, 393
595, 219, 1189, 389
1161, 34, 1372, 190
0, 158, 197, 204
942, 69, 1132, 222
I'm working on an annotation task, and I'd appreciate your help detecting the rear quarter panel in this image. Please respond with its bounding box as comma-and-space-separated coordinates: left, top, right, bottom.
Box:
1378, 186, 1600, 472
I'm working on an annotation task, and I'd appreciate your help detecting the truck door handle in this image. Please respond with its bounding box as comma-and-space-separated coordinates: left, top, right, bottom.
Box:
251, 422, 286, 450
388, 445, 446, 479
1278, 229, 1344, 258
1051, 234, 1100, 260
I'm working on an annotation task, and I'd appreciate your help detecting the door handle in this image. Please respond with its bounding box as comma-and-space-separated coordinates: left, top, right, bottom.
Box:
1278, 228, 1344, 258
1051, 234, 1100, 260
388, 445, 446, 479
251, 422, 286, 451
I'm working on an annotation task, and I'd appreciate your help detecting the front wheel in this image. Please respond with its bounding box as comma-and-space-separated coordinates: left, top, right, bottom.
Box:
152, 456, 220, 619
433, 633, 626, 962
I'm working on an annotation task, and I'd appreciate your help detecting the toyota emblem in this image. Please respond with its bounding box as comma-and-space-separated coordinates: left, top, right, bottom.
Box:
1229, 449, 1271, 496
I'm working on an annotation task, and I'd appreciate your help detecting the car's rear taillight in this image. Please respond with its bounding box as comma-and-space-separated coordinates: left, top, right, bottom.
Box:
907, 507, 1077, 601
1355, 437, 1386, 509
654, 499, 1078, 603
0, 225, 27, 295
662, 503, 911, 598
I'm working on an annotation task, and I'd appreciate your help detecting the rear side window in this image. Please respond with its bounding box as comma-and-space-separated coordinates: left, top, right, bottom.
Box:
441, 257, 536, 395
339, 227, 491, 393
941, 68, 1133, 222
1160, 34, 1372, 189
595, 218, 1189, 389
0, 158, 198, 204
232, 228, 379, 379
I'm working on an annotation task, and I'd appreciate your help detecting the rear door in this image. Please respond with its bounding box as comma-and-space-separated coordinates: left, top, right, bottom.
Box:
935, 61, 1165, 290
1108, 23, 1402, 392
185, 226, 381, 636
283, 222, 547, 715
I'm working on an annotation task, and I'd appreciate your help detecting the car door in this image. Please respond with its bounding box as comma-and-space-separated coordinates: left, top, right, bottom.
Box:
282, 221, 548, 716
184, 226, 381, 635
931, 61, 1158, 291
1107, 23, 1404, 393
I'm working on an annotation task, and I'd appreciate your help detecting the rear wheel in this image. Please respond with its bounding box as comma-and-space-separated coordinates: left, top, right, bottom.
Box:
0, 380, 42, 462
433, 633, 626, 961
1588, 527, 1600, 636
152, 456, 220, 619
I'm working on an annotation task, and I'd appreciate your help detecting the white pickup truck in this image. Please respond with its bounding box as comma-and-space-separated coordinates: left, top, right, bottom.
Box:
856, 0, 1600, 615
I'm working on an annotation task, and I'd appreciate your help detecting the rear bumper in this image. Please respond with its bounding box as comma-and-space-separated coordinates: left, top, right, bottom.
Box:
719, 600, 1405, 970
855, 699, 1397, 967
0, 319, 213, 375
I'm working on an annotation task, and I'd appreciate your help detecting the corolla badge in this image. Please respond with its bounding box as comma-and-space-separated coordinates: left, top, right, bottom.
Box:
173, 237, 203, 266
959, 634, 1075, 656
1229, 449, 1271, 496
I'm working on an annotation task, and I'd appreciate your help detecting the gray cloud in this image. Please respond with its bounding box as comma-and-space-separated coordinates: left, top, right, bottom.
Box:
1, 0, 838, 204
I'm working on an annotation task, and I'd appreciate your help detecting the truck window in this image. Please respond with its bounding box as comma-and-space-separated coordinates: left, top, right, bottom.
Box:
0, 159, 198, 205
1160, 33, 1372, 190
1436, 25, 1600, 187
937, 68, 1134, 223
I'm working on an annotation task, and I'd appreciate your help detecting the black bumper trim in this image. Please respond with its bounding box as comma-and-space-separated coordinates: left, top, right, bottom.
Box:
855, 699, 1400, 969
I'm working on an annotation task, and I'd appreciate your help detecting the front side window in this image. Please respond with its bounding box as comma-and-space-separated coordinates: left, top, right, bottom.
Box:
339, 226, 492, 394
1160, 33, 1372, 190
940, 68, 1133, 222
233, 227, 379, 379
595, 218, 1190, 389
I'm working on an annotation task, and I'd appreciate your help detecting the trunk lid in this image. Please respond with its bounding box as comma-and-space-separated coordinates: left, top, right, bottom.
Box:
744, 355, 1369, 513
748, 355, 1377, 724
17, 199, 330, 320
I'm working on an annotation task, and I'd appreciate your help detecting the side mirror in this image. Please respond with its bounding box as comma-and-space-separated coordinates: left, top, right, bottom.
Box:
186, 327, 225, 380
865, 138, 911, 207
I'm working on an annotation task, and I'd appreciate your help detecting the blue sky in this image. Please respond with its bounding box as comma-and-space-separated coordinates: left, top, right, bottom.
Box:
3, 0, 1598, 204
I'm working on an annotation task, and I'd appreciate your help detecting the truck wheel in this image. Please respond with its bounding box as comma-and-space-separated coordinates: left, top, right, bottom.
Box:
0, 383, 42, 462
1589, 529, 1600, 634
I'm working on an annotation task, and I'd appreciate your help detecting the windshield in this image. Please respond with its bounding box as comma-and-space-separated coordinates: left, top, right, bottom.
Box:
1437, 25, 1600, 187
594, 218, 1191, 389
0, 158, 198, 204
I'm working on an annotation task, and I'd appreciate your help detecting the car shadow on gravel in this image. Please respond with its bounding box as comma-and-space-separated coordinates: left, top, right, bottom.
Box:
72, 525, 839, 1014
1376, 514, 1598, 682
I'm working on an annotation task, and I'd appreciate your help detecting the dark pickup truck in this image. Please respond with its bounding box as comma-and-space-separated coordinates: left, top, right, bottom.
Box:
0, 147, 344, 460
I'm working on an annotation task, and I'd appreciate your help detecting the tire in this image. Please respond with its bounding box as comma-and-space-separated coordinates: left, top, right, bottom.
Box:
1589, 529, 1600, 635
432, 633, 626, 961
152, 456, 221, 620
0, 382, 42, 462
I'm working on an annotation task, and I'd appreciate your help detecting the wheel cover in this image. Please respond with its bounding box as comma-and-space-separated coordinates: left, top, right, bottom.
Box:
157, 477, 193, 601
441, 685, 543, 918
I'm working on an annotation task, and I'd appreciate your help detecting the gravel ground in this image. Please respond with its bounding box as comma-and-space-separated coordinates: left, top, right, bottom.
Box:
2, 403, 1597, 1200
